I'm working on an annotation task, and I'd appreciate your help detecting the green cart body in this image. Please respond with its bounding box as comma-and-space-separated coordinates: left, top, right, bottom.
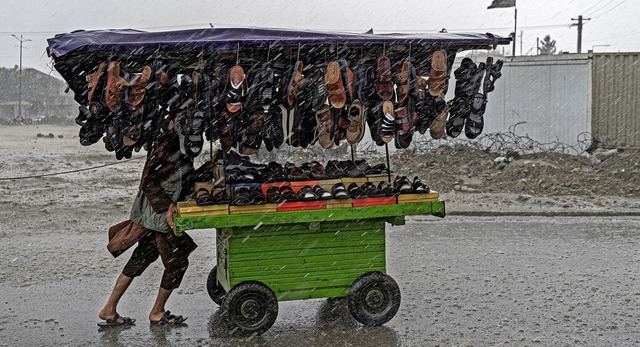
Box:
174, 201, 445, 334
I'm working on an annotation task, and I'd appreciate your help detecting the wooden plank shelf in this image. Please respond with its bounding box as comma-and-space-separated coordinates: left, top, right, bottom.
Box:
174, 200, 445, 234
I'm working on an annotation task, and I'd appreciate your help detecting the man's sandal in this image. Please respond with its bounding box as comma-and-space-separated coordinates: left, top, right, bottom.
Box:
150, 311, 187, 326
97, 313, 136, 328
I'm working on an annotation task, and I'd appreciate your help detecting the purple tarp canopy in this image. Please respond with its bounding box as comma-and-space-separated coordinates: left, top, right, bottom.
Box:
47, 27, 511, 58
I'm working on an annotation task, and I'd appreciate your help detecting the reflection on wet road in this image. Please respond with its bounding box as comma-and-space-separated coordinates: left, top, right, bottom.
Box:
2, 216, 640, 346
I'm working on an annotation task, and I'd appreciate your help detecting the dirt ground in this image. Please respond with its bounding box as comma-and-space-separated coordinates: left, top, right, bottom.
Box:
1, 125, 639, 226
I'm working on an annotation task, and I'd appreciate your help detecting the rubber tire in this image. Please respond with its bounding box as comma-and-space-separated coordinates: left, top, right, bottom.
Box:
206, 266, 226, 305
347, 271, 401, 326
221, 281, 278, 336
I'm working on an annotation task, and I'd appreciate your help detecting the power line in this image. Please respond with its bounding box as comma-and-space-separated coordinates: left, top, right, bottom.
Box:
591, 0, 628, 18
0, 156, 145, 181
585, 0, 618, 17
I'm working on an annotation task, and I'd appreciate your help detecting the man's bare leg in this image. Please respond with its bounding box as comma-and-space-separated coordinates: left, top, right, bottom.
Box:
98, 274, 134, 323
149, 287, 174, 322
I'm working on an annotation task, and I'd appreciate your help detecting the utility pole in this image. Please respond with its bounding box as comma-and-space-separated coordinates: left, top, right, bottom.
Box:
10, 34, 31, 118
519, 30, 523, 56
571, 15, 591, 53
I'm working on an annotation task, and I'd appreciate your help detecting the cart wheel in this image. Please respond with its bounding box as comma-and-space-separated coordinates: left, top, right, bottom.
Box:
221, 281, 278, 336
206, 266, 226, 305
347, 271, 401, 326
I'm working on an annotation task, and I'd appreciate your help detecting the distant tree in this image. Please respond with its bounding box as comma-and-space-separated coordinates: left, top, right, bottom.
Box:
538, 35, 557, 55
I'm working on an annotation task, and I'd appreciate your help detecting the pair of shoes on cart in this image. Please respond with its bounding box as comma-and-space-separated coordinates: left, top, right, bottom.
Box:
394, 176, 430, 194
195, 186, 230, 206
266, 185, 331, 203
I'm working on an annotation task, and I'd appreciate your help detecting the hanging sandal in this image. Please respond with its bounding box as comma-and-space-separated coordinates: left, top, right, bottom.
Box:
105, 61, 129, 113
346, 99, 366, 144
375, 55, 393, 101
325, 61, 346, 109
428, 50, 447, 97
380, 101, 395, 143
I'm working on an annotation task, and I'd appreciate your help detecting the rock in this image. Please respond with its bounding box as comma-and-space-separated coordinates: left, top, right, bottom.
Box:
494, 156, 509, 164
496, 162, 507, 170
594, 149, 618, 161
517, 194, 532, 202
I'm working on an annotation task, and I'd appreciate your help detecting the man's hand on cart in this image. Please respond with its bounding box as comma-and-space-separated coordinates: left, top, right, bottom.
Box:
167, 203, 178, 229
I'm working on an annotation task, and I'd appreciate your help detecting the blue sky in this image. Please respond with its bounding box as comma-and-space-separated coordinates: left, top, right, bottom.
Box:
0, 0, 636, 75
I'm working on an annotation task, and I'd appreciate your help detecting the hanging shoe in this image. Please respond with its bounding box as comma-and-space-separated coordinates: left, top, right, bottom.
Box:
428, 50, 447, 97
380, 101, 395, 143
375, 55, 393, 101
346, 100, 366, 144
226, 65, 246, 113
325, 61, 346, 109
430, 97, 448, 140
105, 61, 129, 114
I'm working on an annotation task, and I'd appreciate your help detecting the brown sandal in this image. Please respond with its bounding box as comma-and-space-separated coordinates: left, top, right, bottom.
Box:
375, 55, 393, 101
325, 61, 346, 109
395, 60, 410, 104
428, 50, 447, 97
86, 61, 107, 103
105, 61, 129, 113
128, 65, 151, 108
286, 60, 304, 107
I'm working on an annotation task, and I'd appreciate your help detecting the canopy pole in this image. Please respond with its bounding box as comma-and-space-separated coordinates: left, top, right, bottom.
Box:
385, 143, 391, 183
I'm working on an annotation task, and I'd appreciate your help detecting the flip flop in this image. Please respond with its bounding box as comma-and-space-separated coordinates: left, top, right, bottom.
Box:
150, 311, 187, 326
98, 313, 136, 328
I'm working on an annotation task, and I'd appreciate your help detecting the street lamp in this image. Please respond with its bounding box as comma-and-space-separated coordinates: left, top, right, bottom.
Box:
10, 34, 31, 119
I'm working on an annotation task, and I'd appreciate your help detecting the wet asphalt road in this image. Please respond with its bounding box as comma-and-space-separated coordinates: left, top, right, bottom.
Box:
2, 215, 640, 346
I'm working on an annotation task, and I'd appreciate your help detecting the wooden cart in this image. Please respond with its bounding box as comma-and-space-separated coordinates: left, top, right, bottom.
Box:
174, 198, 445, 335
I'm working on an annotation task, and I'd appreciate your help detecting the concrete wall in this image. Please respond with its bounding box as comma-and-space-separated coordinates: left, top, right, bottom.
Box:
483, 54, 591, 147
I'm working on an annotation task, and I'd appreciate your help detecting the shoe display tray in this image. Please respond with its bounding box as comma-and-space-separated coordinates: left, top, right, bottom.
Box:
173, 199, 445, 235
